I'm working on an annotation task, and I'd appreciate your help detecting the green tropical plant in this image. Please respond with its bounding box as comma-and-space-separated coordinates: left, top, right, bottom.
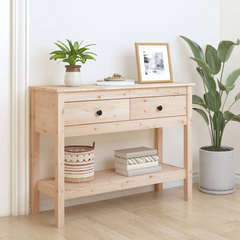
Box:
50, 39, 97, 66
180, 36, 240, 148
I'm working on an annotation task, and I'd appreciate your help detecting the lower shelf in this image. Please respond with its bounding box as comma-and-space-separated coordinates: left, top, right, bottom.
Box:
37, 163, 185, 200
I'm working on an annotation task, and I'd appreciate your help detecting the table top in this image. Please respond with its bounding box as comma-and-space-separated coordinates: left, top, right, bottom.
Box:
29, 82, 195, 93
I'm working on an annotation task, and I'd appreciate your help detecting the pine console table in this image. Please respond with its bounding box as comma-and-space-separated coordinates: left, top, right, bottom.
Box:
30, 82, 194, 228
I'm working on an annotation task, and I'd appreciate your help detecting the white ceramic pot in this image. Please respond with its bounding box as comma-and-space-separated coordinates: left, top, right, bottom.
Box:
64, 65, 82, 87
199, 146, 235, 194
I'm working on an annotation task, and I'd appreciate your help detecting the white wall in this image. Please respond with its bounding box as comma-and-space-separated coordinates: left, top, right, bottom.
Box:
0, 1, 11, 216
28, 0, 219, 210
220, 0, 240, 172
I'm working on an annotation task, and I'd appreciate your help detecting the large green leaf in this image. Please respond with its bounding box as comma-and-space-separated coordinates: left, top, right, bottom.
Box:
193, 108, 209, 125
217, 39, 240, 62
205, 45, 221, 75
204, 92, 221, 112
192, 95, 207, 109
180, 36, 204, 60
190, 58, 212, 80
202, 76, 217, 98
223, 111, 240, 123
213, 111, 225, 131
225, 68, 240, 87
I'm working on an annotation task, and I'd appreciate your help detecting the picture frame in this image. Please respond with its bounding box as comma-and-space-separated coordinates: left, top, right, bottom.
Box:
135, 43, 173, 83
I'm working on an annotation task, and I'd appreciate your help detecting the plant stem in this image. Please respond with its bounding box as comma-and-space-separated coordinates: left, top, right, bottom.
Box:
207, 110, 215, 146
207, 125, 213, 146
221, 93, 228, 112
220, 62, 225, 84
228, 100, 236, 111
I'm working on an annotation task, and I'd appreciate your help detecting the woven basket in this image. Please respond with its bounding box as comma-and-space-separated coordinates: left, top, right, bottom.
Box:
64, 142, 95, 183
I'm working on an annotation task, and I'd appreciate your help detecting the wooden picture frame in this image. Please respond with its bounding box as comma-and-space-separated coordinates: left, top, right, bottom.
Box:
135, 43, 173, 83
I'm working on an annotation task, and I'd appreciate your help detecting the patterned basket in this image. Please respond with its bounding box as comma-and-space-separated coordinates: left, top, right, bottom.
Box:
64, 142, 95, 183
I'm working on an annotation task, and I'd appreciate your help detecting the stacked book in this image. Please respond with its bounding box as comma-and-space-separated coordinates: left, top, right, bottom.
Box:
114, 147, 162, 176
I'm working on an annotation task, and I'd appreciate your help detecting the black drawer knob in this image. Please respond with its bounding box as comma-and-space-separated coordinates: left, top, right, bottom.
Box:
96, 110, 102, 116
157, 105, 163, 111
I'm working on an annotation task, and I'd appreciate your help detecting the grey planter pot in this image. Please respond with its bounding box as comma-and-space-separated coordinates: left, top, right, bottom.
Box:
199, 146, 235, 195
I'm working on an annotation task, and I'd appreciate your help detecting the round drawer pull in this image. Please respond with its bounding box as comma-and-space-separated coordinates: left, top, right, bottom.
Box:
96, 110, 102, 116
157, 105, 163, 111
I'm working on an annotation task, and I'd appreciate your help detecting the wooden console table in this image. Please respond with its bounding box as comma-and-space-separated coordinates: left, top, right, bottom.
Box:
30, 82, 194, 228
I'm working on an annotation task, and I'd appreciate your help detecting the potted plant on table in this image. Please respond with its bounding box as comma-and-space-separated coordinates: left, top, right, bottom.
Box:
180, 36, 240, 194
50, 39, 97, 87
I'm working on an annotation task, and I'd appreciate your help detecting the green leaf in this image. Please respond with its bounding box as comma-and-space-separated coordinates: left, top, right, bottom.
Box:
213, 111, 225, 131
193, 108, 209, 125
54, 43, 67, 52
62, 59, 74, 65
79, 40, 83, 47
217, 39, 240, 62
218, 80, 226, 91
74, 42, 79, 50
225, 68, 240, 87
223, 111, 240, 123
202, 76, 217, 98
180, 36, 204, 60
217, 80, 235, 94
205, 45, 221, 75
82, 54, 96, 61
84, 51, 97, 56
235, 92, 240, 101
192, 95, 208, 109
57, 40, 70, 52
226, 85, 235, 94
77, 48, 88, 55
50, 54, 66, 60
80, 57, 86, 63
67, 39, 74, 52
82, 44, 96, 48
204, 92, 221, 112
190, 57, 212, 80
50, 50, 65, 55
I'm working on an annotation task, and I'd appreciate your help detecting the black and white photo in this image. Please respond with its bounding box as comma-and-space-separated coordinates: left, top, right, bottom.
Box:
135, 43, 173, 83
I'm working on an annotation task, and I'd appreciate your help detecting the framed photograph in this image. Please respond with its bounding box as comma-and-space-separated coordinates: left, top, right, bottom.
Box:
135, 43, 173, 83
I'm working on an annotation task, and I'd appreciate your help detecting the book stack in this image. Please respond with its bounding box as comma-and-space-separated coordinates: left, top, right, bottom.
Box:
114, 147, 162, 176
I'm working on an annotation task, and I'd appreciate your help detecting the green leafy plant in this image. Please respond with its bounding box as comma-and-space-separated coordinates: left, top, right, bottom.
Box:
180, 36, 240, 148
50, 40, 97, 66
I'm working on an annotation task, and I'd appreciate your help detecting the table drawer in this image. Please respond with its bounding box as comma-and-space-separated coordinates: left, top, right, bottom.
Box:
64, 99, 129, 126
130, 96, 186, 120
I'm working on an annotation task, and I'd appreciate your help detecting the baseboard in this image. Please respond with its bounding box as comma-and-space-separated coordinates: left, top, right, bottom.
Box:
39, 172, 199, 212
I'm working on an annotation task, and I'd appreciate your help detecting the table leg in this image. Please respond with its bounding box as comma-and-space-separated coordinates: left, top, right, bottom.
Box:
55, 93, 65, 228
154, 128, 163, 192
30, 89, 40, 214
184, 87, 192, 201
